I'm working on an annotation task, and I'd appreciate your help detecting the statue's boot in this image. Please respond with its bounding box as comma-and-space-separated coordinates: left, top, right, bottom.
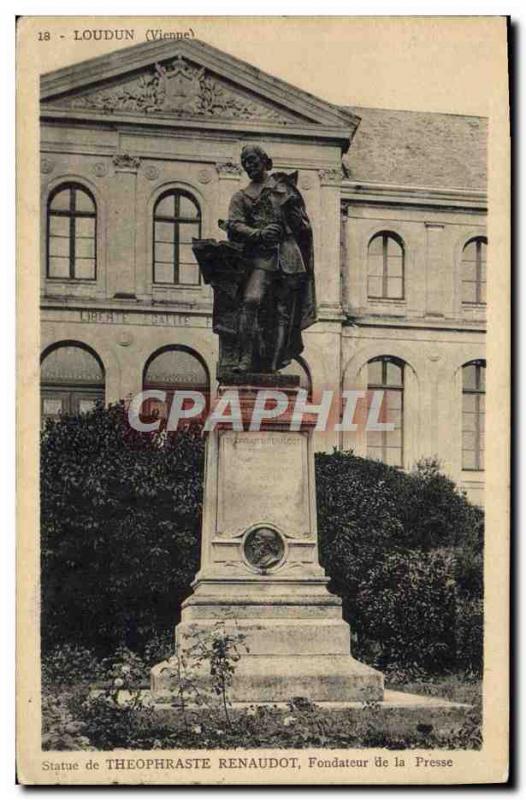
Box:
233, 306, 257, 372
270, 324, 290, 373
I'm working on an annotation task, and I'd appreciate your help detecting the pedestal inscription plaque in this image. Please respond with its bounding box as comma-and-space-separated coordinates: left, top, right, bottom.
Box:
218, 431, 311, 540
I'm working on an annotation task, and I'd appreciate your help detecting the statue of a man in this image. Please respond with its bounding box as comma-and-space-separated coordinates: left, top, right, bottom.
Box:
224, 145, 316, 373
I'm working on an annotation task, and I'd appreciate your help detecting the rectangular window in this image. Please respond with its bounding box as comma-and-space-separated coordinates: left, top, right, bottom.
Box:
462, 239, 487, 306
367, 234, 405, 300
365, 386, 404, 467
462, 363, 485, 470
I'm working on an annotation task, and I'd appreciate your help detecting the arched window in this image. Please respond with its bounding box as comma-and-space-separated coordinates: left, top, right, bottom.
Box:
462, 360, 486, 470
366, 356, 404, 467
153, 190, 201, 286
461, 237, 487, 305
367, 232, 404, 300
47, 184, 97, 280
41, 343, 105, 420
142, 346, 209, 426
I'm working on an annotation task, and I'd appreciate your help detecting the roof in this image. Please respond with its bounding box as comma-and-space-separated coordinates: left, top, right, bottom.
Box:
342, 106, 487, 191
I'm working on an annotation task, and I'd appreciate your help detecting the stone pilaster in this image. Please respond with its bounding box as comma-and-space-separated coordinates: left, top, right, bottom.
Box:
216, 160, 243, 221
425, 222, 446, 317
317, 169, 344, 319
107, 153, 141, 298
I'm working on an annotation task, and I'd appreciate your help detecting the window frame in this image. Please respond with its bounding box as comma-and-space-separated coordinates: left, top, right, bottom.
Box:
366, 355, 405, 468
462, 359, 486, 472
41, 384, 105, 420
367, 232, 405, 301
152, 189, 202, 287
46, 183, 97, 281
461, 237, 487, 307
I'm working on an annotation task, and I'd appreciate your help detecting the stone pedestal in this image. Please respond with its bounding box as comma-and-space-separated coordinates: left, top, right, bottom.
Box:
151, 377, 383, 703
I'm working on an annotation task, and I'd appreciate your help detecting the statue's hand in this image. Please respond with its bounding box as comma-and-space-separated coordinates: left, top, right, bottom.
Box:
260, 224, 282, 244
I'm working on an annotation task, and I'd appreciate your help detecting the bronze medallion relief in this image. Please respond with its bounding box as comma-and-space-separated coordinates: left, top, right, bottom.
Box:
243, 527, 285, 571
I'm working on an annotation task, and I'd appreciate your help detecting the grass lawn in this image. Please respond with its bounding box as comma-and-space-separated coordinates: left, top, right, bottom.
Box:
42, 673, 482, 752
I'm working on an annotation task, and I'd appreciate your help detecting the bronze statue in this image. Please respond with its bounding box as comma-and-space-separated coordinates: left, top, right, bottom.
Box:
192, 145, 316, 376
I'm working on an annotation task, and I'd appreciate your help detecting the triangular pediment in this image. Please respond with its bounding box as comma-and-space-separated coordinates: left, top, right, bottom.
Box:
41, 38, 359, 137
44, 54, 301, 124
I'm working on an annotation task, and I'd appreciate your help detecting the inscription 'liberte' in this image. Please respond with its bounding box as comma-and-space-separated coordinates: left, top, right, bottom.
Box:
79, 310, 211, 328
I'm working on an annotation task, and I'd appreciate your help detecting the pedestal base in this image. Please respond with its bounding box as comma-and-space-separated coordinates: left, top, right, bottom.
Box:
151, 577, 384, 703
152, 654, 383, 704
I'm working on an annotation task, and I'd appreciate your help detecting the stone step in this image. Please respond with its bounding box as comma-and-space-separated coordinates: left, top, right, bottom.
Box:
152, 654, 384, 703
175, 619, 351, 656
181, 602, 343, 620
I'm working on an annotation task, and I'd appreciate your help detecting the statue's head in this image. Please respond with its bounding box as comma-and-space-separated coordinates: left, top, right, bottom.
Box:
240, 145, 273, 181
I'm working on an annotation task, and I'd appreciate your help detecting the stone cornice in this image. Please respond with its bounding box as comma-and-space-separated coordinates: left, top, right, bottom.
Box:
342, 315, 486, 334
342, 180, 487, 211
40, 297, 486, 335
40, 141, 346, 173
40, 105, 357, 147
40, 296, 214, 318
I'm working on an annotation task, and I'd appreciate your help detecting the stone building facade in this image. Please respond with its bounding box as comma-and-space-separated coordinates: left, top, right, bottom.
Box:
39, 38, 487, 505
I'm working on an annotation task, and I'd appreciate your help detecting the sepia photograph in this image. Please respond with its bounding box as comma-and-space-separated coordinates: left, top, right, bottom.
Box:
16, 15, 509, 785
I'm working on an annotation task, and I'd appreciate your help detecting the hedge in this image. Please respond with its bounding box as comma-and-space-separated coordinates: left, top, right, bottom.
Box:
315, 450, 484, 673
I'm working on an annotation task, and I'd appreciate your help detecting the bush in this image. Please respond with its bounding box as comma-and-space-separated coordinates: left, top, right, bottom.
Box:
315, 452, 483, 559
41, 402, 204, 656
455, 597, 484, 673
315, 452, 483, 675
42, 688, 93, 751
41, 644, 106, 687
41, 405, 483, 676
355, 549, 457, 672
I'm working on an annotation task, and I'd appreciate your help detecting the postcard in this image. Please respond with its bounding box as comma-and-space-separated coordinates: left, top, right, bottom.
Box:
16, 15, 510, 785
